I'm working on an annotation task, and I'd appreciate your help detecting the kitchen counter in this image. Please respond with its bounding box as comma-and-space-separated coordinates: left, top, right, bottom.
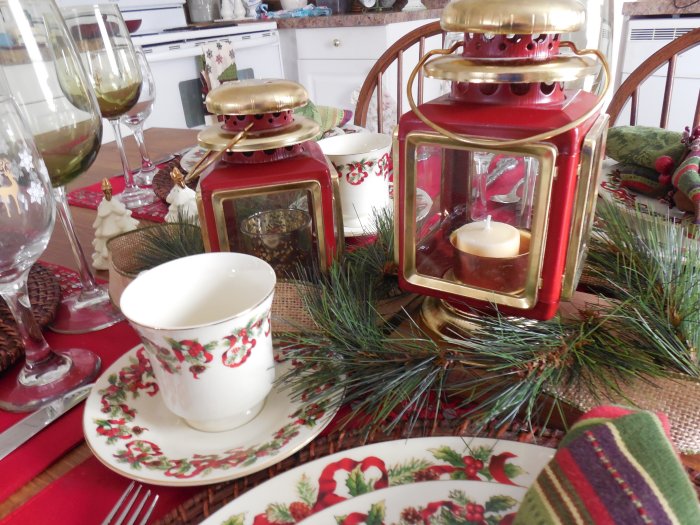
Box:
272, 7, 444, 29
189, 0, 447, 30
623, 0, 700, 17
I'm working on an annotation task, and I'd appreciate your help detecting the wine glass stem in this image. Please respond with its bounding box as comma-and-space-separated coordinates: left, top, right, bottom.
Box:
132, 124, 155, 172
110, 119, 136, 189
54, 187, 100, 295
1, 278, 52, 366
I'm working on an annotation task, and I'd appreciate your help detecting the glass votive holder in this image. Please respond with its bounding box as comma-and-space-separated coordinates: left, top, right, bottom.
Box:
240, 208, 313, 276
449, 229, 531, 294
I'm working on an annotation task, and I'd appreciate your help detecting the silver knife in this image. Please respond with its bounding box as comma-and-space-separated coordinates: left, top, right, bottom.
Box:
0, 383, 94, 461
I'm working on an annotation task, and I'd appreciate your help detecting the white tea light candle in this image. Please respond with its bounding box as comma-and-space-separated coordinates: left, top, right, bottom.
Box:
454, 216, 520, 258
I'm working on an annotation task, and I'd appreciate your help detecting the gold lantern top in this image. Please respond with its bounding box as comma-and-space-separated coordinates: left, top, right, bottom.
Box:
198, 79, 319, 153
205, 79, 309, 115
421, 0, 601, 91
441, 0, 585, 34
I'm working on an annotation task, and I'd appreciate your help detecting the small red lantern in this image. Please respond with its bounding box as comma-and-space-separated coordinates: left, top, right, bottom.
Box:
395, 0, 610, 330
196, 79, 343, 275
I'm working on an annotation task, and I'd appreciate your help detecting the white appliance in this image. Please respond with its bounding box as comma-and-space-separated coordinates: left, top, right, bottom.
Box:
131, 22, 283, 135
617, 16, 700, 131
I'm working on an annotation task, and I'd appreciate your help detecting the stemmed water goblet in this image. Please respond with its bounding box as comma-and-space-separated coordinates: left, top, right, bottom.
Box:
0, 96, 100, 411
62, 3, 157, 209
0, 0, 124, 335
121, 47, 157, 186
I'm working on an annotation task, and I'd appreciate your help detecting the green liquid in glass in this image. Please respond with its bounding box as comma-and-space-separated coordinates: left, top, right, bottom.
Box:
34, 120, 101, 187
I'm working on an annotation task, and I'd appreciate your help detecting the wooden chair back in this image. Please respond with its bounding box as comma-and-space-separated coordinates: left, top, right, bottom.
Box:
607, 28, 700, 129
353, 21, 448, 134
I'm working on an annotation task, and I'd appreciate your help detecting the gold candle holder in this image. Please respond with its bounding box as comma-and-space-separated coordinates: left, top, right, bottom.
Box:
450, 229, 531, 294
240, 208, 313, 276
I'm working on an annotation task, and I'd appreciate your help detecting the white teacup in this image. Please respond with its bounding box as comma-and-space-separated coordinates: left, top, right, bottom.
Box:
318, 132, 392, 230
119, 252, 276, 432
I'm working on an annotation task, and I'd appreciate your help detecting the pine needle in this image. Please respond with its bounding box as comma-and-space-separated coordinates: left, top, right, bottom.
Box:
278, 198, 700, 437
130, 217, 204, 272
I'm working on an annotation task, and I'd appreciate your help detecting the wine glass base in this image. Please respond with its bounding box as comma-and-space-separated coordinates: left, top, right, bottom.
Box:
49, 285, 124, 334
119, 186, 158, 209
0, 348, 100, 412
133, 166, 157, 186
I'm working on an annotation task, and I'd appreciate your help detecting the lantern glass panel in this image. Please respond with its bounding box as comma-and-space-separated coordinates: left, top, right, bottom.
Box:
403, 133, 556, 308
215, 188, 318, 275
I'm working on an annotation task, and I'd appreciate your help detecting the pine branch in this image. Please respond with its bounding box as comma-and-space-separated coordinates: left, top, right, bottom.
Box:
586, 200, 700, 371
130, 218, 204, 272
278, 200, 700, 438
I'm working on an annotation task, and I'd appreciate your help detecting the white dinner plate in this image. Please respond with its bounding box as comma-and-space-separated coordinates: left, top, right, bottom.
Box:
201, 435, 554, 524
83, 345, 339, 487
300, 480, 527, 524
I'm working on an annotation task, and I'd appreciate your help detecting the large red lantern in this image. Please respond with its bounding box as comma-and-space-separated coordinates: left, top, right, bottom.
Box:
394, 0, 610, 331
196, 79, 343, 276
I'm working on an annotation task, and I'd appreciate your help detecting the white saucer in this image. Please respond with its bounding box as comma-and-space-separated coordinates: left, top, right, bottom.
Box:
180, 145, 208, 173
83, 345, 339, 487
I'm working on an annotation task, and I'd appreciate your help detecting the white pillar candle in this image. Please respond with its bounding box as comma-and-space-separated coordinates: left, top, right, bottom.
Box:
454, 216, 520, 258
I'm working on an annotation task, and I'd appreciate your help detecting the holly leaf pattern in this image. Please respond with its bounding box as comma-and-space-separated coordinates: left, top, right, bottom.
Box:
221, 515, 245, 525
449, 489, 469, 506
365, 501, 386, 525
469, 446, 494, 463
430, 446, 466, 467
346, 466, 374, 497
485, 495, 518, 513
504, 463, 525, 479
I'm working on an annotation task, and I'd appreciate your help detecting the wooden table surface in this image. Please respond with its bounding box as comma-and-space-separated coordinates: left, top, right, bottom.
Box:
43, 127, 198, 272
0, 127, 198, 520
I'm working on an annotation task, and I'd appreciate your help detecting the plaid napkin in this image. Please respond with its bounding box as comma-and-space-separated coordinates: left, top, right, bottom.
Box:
513, 406, 700, 524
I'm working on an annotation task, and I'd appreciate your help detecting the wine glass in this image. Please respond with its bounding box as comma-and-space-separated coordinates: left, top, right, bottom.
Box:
62, 3, 157, 209
0, 0, 124, 335
0, 95, 100, 411
120, 46, 157, 186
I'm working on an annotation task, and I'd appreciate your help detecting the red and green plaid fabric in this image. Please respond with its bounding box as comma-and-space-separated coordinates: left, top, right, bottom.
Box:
618, 164, 668, 196
513, 406, 700, 524
673, 151, 700, 203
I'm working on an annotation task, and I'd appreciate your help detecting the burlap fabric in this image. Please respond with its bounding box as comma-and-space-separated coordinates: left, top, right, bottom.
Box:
553, 374, 700, 454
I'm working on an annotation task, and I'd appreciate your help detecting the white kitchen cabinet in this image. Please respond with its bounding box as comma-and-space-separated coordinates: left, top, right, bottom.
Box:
298, 59, 377, 110
280, 19, 440, 113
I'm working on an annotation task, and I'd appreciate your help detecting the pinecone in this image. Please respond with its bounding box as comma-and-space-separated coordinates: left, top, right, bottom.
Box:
288, 502, 312, 522
400, 507, 423, 524
413, 468, 440, 481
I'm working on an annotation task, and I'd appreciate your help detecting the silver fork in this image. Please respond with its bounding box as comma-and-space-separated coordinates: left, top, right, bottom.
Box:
101, 481, 159, 525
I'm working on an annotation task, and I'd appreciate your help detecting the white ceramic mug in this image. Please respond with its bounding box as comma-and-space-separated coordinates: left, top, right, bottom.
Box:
318, 132, 392, 230
119, 252, 276, 432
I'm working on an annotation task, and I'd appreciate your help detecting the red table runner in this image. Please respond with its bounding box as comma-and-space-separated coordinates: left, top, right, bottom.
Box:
0, 263, 146, 522
67, 175, 168, 222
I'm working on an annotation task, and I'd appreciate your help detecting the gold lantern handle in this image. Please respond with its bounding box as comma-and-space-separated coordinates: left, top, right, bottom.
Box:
406, 41, 610, 148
